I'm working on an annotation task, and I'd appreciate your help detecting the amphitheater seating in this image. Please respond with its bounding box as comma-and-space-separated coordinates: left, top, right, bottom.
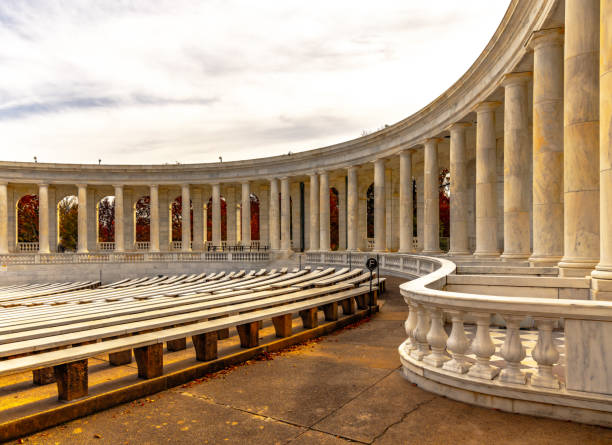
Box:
0, 267, 382, 402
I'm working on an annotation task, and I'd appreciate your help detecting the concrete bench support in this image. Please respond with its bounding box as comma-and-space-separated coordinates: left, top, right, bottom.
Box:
272, 314, 292, 337
109, 350, 132, 366
33, 367, 55, 385
53, 359, 88, 401
134, 344, 163, 379
192, 332, 218, 361
323, 302, 339, 321
355, 294, 368, 309
167, 338, 187, 352
236, 322, 259, 348
300, 308, 319, 329
341, 298, 356, 315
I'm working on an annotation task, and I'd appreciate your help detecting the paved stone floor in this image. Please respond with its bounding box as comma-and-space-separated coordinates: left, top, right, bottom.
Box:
12, 277, 612, 444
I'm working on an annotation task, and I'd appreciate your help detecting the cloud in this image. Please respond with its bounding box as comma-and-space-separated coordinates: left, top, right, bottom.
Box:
0, 0, 511, 164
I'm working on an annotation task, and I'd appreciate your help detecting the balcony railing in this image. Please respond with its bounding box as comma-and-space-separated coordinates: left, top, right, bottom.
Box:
97, 242, 115, 251
17, 242, 39, 252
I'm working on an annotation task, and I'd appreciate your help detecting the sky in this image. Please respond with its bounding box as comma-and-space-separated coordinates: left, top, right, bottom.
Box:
0, 0, 511, 165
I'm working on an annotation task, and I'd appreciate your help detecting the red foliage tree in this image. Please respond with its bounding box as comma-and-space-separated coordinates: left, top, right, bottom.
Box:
439, 168, 450, 238
58, 196, 78, 251
330, 188, 339, 250
250, 194, 260, 241
98, 197, 115, 242
135, 196, 150, 242
17, 195, 39, 242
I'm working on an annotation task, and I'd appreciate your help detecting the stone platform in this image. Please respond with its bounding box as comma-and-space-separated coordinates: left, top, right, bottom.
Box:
8, 277, 612, 444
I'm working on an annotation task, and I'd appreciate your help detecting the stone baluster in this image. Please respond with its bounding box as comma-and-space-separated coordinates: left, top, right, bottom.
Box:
531, 318, 560, 389
499, 315, 527, 384
443, 311, 472, 374
410, 304, 430, 361
424, 307, 450, 367
467, 313, 499, 379
404, 301, 418, 352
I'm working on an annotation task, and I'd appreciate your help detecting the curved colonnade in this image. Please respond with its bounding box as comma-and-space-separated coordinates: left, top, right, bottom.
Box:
1, 0, 612, 425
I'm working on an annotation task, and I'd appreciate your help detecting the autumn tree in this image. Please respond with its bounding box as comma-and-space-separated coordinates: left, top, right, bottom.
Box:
439, 168, 450, 238
58, 196, 78, 251
135, 196, 150, 242
17, 195, 39, 242
98, 197, 115, 242
249, 194, 260, 241
330, 188, 339, 251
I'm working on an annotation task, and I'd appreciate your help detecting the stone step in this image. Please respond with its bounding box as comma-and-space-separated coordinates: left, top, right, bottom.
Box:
456, 265, 558, 276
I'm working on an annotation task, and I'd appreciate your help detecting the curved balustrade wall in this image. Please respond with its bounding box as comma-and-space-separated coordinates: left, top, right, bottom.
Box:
305, 251, 612, 427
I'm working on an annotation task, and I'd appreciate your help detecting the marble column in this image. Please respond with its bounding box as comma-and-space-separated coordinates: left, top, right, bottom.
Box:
0, 183, 7, 254
501, 72, 532, 260
474, 102, 501, 257
559, 0, 601, 276
269, 178, 280, 250
211, 183, 221, 247
373, 159, 386, 252
181, 184, 191, 251
281, 177, 292, 251
113, 185, 124, 252
398, 151, 414, 252
528, 28, 565, 265
347, 166, 359, 251
241, 182, 251, 245
77, 184, 88, 253
149, 184, 160, 252
319, 171, 330, 251
309, 173, 320, 251
448, 123, 471, 255
592, 1, 612, 298
38, 183, 50, 254
423, 138, 442, 254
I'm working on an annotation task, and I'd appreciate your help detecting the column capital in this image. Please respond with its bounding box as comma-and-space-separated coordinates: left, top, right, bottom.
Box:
422, 137, 443, 146
346, 165, 360, 173
447, 122, 472, 132
181, 183, 191, 189
38, 182, 49, 188
0, 181, 7, 186
241, 180, 251, 186
76, 183, 87, 189
112, 184, 124, 190
149, 183, 159, 190
501, 71, 532, 87
473, 101, 501, 113
527, 27, 564, 50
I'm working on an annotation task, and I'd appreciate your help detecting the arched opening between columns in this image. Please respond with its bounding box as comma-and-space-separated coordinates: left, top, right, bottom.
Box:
171, 196, 193, 242
366, 183, 374, 245
439, 168, 450, 251
135, 196, 150, 246
16, 195, 39, 250
330, 187, 339, 251
97, 196, 115, 244
206, 196, 227, 242
57, 195, 78, 252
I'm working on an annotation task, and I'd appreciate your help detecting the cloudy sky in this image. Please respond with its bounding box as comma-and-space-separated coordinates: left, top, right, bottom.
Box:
0, 1, 510, 165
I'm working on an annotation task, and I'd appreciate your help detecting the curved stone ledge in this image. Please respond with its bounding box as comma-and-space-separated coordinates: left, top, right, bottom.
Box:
305, 251, 612, 427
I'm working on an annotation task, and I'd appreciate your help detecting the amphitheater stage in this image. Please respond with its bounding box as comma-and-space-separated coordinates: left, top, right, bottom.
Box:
9, 277, 611, 445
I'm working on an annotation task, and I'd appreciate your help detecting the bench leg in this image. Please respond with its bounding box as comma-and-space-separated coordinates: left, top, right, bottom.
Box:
323, 302, 338, 321
236, 322, 259, 348
33, 367, 56, 385
272, 314, 292, 338
192, 332, 218, 361
340, 298, 356, 315
299, 308, 318, 329
167, 338, 187, 352
53, 360, 88, 401
109, 350, 132, 366
134, 344, 163, 379
355, 294, 367, 310
217, 328, 230, 340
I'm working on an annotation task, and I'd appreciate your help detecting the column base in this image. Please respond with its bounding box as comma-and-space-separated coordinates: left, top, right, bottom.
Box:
422, 250, 443, 255
558, 258, 598, 277
500, 252, 530, 261
473, 251, 500, 258
591, 267, 612, 300
447, 250, 471, 256
528, 255, 562, 267
398, 249, 415, 254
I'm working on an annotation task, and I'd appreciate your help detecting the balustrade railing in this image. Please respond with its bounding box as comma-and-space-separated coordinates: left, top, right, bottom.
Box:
97, 242, 115, 251
134, 241, 150, 250
17, 242, 39, 252
305, 250, 612, 424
